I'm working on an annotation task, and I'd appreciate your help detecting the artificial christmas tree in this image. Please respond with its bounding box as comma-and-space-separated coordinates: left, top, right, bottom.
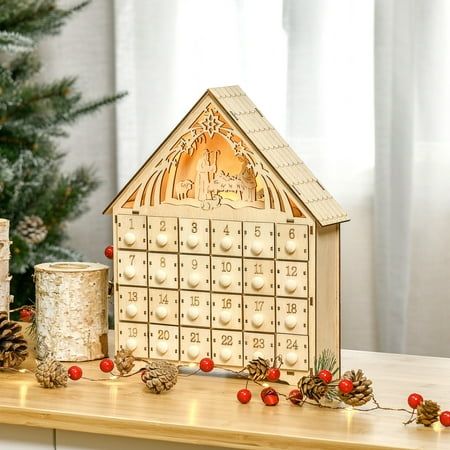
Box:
0, 0, 124, 308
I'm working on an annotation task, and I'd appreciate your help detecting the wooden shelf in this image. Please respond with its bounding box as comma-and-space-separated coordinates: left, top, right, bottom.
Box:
0, 349, 449, 449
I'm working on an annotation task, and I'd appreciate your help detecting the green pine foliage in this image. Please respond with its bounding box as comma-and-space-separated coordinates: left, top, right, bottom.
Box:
0, 0, 125, 308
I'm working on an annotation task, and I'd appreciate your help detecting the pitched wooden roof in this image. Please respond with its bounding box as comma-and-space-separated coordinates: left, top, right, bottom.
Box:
105, 85, 348, 226
208, 86, 348, 226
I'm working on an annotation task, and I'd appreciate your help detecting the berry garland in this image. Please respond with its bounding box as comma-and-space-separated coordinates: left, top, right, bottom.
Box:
0, 332, 449, 430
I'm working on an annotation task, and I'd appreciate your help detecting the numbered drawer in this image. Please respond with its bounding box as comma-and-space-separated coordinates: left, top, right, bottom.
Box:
180, 327, 211, 362
118, 322, 148, 358
275, 223, 309, 261
211, 330, 243, 367
179, 218, 209, 254
276, 334, 308, 371
149, 288, 179, 325
211, 220, 242, 256
211, 256, 242, 293
117, 214, 147, 250
118, 286, 148, 322
243, 296, 275, 333
243, 332, 275, 365
211, 293, 242, 330
276, 261, 308, 297
148, 216, 178, 252
179, 254, 210, 291
117, 251, 148, 286
180, 290, 210, 328
243, 222, 274, 258
148, 253, 178, 289
276, 298, 308, 334
243, 259, 275, 296
149, 324, 179, 361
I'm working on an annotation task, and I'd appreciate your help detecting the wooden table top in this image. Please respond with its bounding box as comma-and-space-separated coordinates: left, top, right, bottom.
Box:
0, 349, 449, 450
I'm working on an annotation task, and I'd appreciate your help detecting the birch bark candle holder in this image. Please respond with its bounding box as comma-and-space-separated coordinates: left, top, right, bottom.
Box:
0, 219, 12, 316
35, 262, 109, 361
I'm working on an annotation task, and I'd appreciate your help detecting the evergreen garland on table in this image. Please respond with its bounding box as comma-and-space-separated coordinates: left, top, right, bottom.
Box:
0, 0, 125, 308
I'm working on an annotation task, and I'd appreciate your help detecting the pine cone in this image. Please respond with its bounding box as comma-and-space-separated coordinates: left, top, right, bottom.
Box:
246, 357, 270, 382
35, 357, 68, 388
142, 360, 178, 394
298, 369, 328, 402
417, 400, 440, 427
339, 369, 373, 406
114, 348, 135, 375
0, 313, 28, 369
16, 215, 47, 244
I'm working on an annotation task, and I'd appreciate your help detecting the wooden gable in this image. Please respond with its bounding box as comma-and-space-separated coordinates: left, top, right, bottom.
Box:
104, 86, 348, 226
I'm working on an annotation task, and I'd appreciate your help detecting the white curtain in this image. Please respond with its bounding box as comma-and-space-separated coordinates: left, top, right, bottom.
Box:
114, 0, 450, 357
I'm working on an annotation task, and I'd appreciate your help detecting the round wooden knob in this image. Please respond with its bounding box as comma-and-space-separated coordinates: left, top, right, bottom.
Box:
251, 312, 264, 328
155, 269, 167, 284
125, 303, 138, 318
156, 341, 169, 355
250, 240, 264, 255
187, 306, 200, 321
284, 314, 297, 330
285, 351, 298, 366
219, 274, 232, 288
187, 234, 199, 249
251, 276, 265, 290
156, 233, 168, 247
285, 279, 298, 293
126, 338, 137, 351
187, 345, 200, 359
124, 232, 136, 246
220, 236, 233, 251
188, 272, 201, 288
253, 351, 264, 359
124, 266, 136, 280
284, 239, 297, 254
219, 310, 232, 325
220, 348, 232, 362
155, 305, 168, 320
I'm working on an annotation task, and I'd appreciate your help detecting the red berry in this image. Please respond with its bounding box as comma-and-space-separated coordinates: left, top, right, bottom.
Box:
19, 308, 34, 323
338, 378, 354, 394
104, 245, 114, 260
199, 357, 214, 372
260, 387, 279, 406
288, 389, 303, 405
99, 358, 114, 373
68, 365, 83, 381
440, 411, 450, 427
266, 367, 281, 382
318, 369, 333, 384
237, 388, 252, 404
407, 393, 423, 409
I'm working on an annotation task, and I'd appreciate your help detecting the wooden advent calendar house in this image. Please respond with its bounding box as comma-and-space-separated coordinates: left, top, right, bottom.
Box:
104, 86, 348, 380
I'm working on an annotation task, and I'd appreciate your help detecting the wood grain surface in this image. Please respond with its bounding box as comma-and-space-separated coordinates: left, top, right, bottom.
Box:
0, 349, 449, 450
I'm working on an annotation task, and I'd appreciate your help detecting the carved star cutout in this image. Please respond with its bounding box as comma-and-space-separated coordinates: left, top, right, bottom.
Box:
200, 111, 224, 138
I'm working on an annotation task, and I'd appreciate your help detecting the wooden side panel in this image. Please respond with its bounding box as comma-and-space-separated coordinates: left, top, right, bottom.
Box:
316, 224, 340, 372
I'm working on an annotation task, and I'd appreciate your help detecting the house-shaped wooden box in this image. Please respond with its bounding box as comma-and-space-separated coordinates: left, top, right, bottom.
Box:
104, 86, 348, 379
